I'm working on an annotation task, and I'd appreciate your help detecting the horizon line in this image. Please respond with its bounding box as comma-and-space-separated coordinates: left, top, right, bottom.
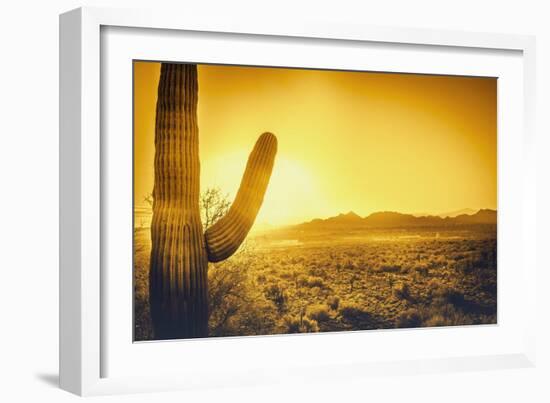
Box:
134, 206, 497, 227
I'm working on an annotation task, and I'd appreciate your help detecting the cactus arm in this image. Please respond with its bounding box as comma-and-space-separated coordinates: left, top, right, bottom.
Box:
205, 132, 277, 262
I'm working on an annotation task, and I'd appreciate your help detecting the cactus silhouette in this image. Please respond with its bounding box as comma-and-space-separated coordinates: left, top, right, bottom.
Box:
149, 63, 277, 339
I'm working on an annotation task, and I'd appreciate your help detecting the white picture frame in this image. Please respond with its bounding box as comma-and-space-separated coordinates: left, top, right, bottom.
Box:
59, 6, 537, 396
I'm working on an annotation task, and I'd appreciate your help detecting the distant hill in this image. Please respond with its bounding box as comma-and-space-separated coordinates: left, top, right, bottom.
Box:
438, 208, 478, 218
304, 211, 365, 229
452, 209, 497, 225
294, 209, 496, 230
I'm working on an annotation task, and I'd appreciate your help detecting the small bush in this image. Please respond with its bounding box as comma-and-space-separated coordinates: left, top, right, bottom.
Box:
282, 316, 301, 333
396, 308, 422, 328
339, 303, 366, 321
309, 276, 325, 288
432, 286, 466, 307
264, 283, 287, 312
423, 314, 447, 327
307, 304, 331, 322
379, 264, 401, 273
311, 286, 322, 297
422, 304, 474, 327
301, 317, 320, 333
327, 296, 340, 311
282, 315, 320, 333
413, 263, 429, 277
454, 258, 474, 274
393, 282, 410, 300
394, 303, 475, 329
426, 278, 442, 291
297, 275, 326, 288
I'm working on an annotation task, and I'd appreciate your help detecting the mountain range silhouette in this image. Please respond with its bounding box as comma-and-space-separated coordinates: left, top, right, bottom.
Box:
294, 209, 496, 230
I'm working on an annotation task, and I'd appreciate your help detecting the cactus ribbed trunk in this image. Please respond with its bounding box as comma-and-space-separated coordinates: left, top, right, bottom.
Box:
149, 64, 208, 339
149, 63, 277, 340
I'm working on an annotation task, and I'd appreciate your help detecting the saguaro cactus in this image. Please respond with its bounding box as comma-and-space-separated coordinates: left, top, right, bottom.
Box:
149, 63, 277, 339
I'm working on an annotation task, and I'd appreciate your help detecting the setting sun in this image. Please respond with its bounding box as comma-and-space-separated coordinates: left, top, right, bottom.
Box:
204, 153, 325, 226
134, 62, 496, 227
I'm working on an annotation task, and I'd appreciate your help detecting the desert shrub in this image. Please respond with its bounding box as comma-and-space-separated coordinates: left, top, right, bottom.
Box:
308, 266, 321, 276
379, 264, 401, 273
300, 317, 320, 332
344, 260, 356, 270
395, 308, 422, 328
209, 262, 278, 337
279, 271, 292, 280
426, 277, 442, 290
394, 303, 474, 329
432, 286, 466, 307
282, 316, 300, 333
413, 262, 429, 276
454, 257, 474, 274
290, 256, 304, 265
422, 304, 474, 327
339, 303, 366, 321
307, 304, 331, 322
308, 276, 325, 288
264, 283, 287, 313
297, 275, 326, 288
392, 282, 410, 300
422, 314, 447, 327
386, 274, 396, 288
296, 274, 308, 286
208, 263, 249, 335
235, 300, 278, 335
309, 286, 322, 296
282, 315, 320, 333
327, 296, 340, 311
337, 302, 380, 328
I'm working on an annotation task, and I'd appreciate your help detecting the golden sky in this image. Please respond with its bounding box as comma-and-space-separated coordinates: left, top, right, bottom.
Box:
134, 61, 496, 227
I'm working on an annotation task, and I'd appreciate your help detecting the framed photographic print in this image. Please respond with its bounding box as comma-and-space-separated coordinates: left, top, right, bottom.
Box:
133, 61, 498, 341
60, 7, 537, 396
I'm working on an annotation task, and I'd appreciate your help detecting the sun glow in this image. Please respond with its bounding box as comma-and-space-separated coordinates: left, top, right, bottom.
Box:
134, 62, 496, 228
202, 152, 327, 227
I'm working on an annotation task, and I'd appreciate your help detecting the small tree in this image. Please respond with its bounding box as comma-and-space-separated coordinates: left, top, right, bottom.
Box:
200, 187, 231, 229
144, 186, 264, 337
144, 187, 230, 230
200, 187, 266, 335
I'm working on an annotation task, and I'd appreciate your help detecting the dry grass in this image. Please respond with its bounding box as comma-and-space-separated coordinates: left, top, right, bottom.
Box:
134, 227, 497, 340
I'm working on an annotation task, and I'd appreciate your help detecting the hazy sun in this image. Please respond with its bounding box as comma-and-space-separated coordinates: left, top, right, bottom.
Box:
135, 62, 497, 225
201, 151, 327, 227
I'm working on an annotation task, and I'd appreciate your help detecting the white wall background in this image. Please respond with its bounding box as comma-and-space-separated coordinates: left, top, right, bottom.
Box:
0, 0, 548, 401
